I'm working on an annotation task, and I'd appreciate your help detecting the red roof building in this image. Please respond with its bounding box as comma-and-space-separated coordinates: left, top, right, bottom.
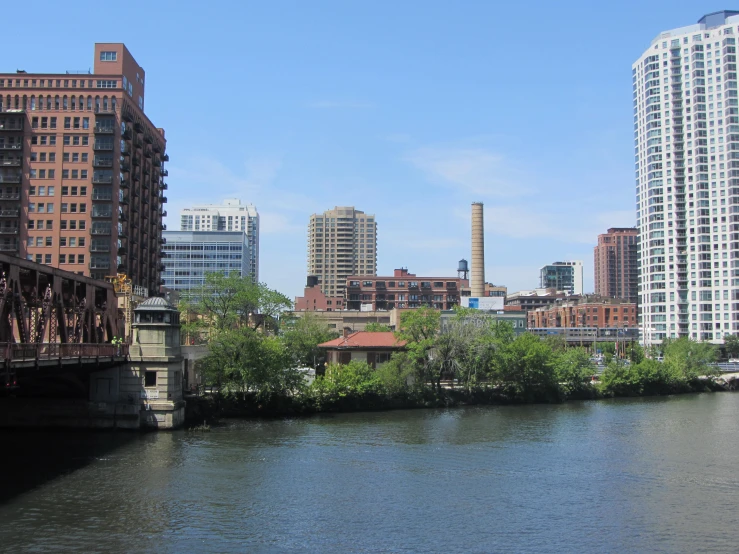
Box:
318, 330, 407, 368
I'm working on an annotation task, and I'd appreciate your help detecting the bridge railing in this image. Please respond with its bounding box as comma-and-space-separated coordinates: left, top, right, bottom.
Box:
0, 343, 129, 361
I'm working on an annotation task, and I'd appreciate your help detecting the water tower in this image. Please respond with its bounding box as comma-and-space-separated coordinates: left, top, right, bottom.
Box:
458, 259, 469, 280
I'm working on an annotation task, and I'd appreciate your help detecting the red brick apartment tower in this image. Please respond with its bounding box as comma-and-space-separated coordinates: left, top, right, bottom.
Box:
0, 43, 168, 295
594, 227, 638, 304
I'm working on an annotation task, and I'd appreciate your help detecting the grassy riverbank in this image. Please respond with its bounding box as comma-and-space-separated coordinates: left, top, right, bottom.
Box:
185, 372, 731, 423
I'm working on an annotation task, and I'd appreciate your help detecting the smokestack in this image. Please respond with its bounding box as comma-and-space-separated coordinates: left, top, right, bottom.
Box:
471, 202, 485, 297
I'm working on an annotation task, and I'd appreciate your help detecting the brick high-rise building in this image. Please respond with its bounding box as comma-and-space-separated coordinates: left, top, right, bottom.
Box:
594, 227, 638, 303
0, 43, 168, 294
307, 206, 376, 298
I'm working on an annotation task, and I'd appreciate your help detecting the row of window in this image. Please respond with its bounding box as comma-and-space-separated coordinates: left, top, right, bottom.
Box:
28, 203, 87, 213
24, 219, 94, 232
0, 77, 116, 88
1, 95, 117, 112
26, 236, 86, 247
30, 135, 90, 147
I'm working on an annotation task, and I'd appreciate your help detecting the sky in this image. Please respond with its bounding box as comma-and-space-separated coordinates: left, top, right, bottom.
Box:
3, 1, 733, 300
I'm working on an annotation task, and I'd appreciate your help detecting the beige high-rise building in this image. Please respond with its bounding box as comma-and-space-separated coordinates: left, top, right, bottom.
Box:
307, 206, 376, 298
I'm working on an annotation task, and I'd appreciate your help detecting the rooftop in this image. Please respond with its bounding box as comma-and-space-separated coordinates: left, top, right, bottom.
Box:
318, 331, 407, 349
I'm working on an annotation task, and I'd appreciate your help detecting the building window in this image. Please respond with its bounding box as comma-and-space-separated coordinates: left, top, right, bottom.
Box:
99, 51, 117, 62
144, 371, 157, 387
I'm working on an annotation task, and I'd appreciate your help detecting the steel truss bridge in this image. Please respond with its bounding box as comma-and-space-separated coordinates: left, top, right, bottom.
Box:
0, 253, 126, 390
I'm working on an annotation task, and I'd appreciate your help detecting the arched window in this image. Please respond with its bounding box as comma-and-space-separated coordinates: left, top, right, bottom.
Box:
22, 95, 27, 110
62, 95, 68, 110
71, 96, 76, 110
47, 96, 52, 110
95, 95, 100, 112
54, 95, 60, 110
38, 95, 44, 110
79, 95, 84, 110
111, 96, 117, 111
87, 96, 92, 110
102, 96, 108, 111
30, 95, 36, 110
14, 95, 20, 109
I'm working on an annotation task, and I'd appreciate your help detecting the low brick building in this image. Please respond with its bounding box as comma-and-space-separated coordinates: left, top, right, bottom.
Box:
527, 295, 637, 329
345, 268, 469, 311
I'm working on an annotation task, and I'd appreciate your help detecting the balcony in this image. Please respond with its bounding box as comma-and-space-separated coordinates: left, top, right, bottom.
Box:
93, 157, 114, 168
93, 126, 115, 134
0, 227, 18, 235
122, 111, 133, 123
161, 210, 167, 217
89, 261, 111, 270
161, 154, 169, 162
120, 179, 129, 189
90, 227, 112, 236
90, 243, 110, 252
0, 159, 21, 167
92, 210, 113, 218
0, 123, 23, 132
117, 263, 126, 273
134, 122, 144, 133
159, 196, 167, 203
0, 175, 21, 184
0, 244, 18, 251
0, 209, 19, 217
118, 195, 129, 205
161, 169, 168, 177
122, 128, 132, 140
92, 191, 113, 201
119, 161, 130, 173
0, 192, 20, 200
92, 175, 113, 185
159, 182, 168, 190
0, 144, 22, 150
93, 142, 114, 151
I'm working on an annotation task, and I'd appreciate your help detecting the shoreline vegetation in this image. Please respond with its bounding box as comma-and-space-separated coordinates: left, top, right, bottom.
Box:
182, 273, 736, 424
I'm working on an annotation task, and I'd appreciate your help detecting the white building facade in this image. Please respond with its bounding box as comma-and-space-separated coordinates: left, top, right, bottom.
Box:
539, 261, 583, 295
180, 199, 259, 282
634, 11, 739, 345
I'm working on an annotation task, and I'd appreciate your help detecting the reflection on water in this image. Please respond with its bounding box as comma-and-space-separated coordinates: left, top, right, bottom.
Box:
2, 394, 739, 553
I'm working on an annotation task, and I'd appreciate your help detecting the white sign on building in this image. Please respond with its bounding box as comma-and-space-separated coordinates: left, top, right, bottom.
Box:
461, 297, 505, 311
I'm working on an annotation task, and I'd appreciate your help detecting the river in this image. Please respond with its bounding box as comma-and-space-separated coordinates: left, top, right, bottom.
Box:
2, 394, 739, 553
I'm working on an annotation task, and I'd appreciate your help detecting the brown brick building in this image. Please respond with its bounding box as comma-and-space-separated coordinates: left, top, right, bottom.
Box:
527, 295, 637, 329
345, 268, 469, 311
594, 227, 638, 304
0, 43, 168, 294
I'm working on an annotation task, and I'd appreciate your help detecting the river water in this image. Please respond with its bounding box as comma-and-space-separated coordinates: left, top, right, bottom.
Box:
2, 394, 739, 553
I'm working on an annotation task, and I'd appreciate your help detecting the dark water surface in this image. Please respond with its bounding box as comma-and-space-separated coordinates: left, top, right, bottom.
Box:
2, 394, 739, 553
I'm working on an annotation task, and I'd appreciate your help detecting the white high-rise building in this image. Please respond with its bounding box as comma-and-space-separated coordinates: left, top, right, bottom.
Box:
307, 206, 377, 298
180, 199, 259, 282
634, 11, 739, 345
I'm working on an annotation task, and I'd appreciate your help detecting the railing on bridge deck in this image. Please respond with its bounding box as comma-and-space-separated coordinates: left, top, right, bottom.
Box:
1, 342, 129, 362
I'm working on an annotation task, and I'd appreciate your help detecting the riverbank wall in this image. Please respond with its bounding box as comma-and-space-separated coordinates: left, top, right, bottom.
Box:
185, 377, 735, 424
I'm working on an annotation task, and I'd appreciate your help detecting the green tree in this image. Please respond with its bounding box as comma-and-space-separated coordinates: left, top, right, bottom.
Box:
181, 272, 292, 333
201, 327, 302, 400
663, 337, 717, 380
364, 322, 392, 332
724, 334, 739, 359
552, 347, 595, 394
395, 308, 441, 387
496, 333, 556, 395
281, 313, 339, 369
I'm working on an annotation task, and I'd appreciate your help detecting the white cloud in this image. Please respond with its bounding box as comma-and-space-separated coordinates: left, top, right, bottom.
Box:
405, 147, 531, 197
259, 211, 306, 236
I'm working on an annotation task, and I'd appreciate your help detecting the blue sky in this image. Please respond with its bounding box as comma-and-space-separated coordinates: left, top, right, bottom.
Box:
4, 1, 733, 299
